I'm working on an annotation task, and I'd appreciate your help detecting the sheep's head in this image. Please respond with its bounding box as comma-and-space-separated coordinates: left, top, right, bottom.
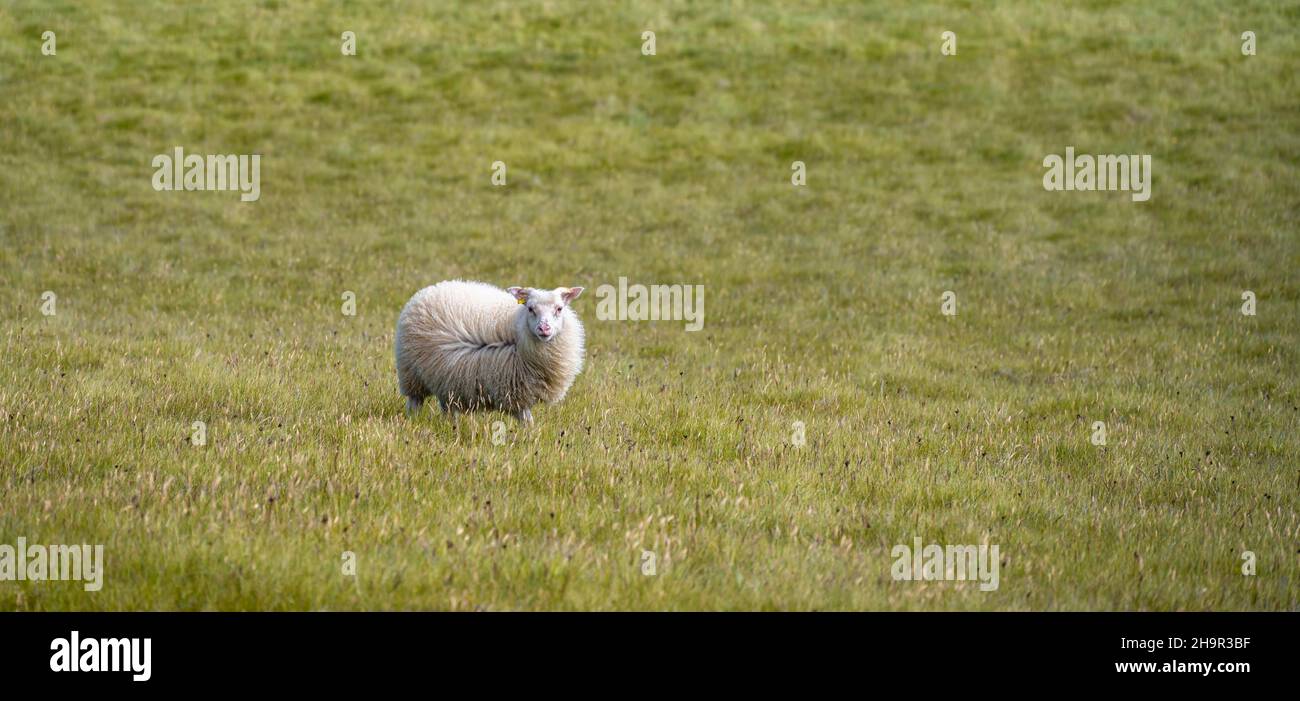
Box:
508, 286, 584, 342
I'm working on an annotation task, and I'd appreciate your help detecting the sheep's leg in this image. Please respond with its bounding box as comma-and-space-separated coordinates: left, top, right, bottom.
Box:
514, 408, 533, 426
405, 396, 423, 416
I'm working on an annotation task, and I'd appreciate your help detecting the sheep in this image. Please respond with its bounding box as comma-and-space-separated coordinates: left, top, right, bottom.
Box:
395, 280, 585, 424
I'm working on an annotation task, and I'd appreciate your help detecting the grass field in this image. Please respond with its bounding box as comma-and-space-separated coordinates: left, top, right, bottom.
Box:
1, 0, 1297, 610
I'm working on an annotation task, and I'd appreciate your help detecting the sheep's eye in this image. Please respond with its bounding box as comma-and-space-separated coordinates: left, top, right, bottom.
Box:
527, 306, 534, 313
556, 307, 563, 315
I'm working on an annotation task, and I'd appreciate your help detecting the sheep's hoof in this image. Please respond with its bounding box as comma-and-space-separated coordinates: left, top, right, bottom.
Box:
514, 409, 534, 426
405, 397, 424, 415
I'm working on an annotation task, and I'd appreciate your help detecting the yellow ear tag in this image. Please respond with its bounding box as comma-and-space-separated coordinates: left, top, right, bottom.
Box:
517, 298, 525, 304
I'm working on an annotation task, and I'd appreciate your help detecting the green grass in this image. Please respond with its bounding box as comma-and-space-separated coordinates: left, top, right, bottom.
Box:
0, 0, 1297, 610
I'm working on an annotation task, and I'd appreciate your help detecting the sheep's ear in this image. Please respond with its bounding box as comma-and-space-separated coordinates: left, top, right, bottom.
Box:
560, 287, 584, 303
507, 286, 531, 304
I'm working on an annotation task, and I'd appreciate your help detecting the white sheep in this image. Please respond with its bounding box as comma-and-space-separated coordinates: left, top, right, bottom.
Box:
395, 280, 585, 424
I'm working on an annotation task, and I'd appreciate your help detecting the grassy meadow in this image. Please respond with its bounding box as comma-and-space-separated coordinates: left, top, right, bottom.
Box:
0, 0, 1297, 610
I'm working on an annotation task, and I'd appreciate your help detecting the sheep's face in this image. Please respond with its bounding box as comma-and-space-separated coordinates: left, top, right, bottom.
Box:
508, 286, 584, 343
